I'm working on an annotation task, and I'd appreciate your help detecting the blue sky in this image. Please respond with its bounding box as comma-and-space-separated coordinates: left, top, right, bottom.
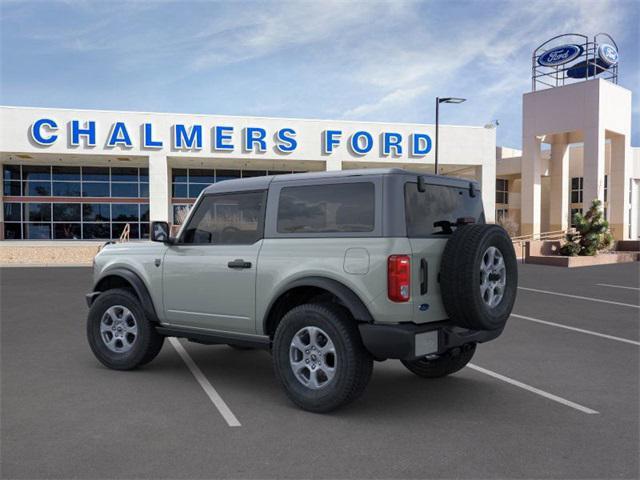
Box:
1, 0, 638, 148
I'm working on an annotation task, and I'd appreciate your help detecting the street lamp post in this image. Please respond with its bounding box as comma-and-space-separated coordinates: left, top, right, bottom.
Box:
435, 97, 466, 175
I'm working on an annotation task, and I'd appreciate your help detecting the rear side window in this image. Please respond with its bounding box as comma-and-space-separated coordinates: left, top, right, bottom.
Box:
277, 182, 374, 234
405, 182, 484, 237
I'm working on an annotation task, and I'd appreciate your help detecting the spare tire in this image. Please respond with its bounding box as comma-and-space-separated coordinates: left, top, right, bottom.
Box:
439, 224, 517, 331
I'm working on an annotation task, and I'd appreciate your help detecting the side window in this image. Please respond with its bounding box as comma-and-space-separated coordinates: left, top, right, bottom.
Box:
277, 182, 375, 234
181, 191, 265, 245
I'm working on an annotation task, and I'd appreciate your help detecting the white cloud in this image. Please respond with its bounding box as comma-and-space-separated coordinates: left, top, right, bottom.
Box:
1, 0, 635, 147
339, 0, 629, 120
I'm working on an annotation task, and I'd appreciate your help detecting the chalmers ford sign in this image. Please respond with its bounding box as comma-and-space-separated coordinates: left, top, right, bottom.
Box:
29, 118, 434, 157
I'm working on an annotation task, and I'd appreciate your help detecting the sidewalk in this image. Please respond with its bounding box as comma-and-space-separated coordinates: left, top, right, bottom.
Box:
0, 241, 104, 266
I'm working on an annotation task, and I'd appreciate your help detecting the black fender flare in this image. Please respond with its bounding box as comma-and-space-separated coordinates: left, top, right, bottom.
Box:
263, 276, 374, 334
92, 268, 159, 322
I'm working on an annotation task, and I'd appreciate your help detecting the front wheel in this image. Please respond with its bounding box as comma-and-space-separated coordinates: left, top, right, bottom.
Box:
401, 344, 476, 378
272, 303, 373, 412
87, 289, 164, 370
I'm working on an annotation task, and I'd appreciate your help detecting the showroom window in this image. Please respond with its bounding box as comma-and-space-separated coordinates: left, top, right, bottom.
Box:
570, 177, 583, 203
496, 179, 508, 204
3, 164, 149, 198
2, 164, 149, 240
171, 168, 302, 225
496, 208, 509, 222
3, 201, 149, 240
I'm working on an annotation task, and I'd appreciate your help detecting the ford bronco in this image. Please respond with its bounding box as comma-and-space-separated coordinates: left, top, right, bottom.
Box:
87, 169, 517, 412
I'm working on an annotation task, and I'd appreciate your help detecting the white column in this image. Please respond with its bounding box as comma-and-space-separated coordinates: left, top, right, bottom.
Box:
549, 135, 569, 232
476, 163, 496, 223
325, 158, 342, 171
582, 126, 605, 211
521, 135, 543, 236
609, 134, 631, 240
148, 153, 171, 223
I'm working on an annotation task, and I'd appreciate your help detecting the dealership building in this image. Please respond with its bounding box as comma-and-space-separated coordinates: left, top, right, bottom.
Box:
0, 34, 638, 247
0, 106, 496, 241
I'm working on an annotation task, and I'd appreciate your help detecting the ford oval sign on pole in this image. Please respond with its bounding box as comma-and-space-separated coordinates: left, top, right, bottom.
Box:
598, 44, 618, 66
537, 44, 583, 67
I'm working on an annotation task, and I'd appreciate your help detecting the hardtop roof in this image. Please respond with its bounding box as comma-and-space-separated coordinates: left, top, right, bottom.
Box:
202, 168, 477, 195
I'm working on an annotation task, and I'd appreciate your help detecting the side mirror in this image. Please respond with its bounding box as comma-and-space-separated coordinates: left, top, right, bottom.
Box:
151, 221, 172, 243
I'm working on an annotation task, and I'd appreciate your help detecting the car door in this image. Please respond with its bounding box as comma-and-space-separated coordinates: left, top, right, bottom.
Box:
162, 190, 266, 334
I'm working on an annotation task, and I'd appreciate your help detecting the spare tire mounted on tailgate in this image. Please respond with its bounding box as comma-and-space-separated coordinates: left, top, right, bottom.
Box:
439, 224, 518, 331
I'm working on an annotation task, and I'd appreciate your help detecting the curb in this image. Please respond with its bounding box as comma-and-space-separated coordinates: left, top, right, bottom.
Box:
0, 264, 92, 268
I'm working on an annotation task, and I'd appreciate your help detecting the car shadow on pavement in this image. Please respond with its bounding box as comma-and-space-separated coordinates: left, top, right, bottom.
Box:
160, 343, 497, 420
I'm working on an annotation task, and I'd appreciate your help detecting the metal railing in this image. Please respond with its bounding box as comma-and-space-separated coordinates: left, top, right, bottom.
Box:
531, 33, 618, 91
511, 229, 573, 260
511, 229, 570, 243
118, 223, 130, 243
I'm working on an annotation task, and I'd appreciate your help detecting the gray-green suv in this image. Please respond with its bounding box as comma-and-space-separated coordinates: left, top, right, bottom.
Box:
86, 169, 517, 412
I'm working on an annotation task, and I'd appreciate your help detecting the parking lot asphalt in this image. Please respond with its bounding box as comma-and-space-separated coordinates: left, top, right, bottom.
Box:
1, 262, 638, 479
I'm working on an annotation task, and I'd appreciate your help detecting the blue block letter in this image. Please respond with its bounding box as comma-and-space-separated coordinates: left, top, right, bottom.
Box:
174, 124, 203, 149
350, 131, 373, 155
107, 122, 133, 148
30, 118, 58, 145
214, 126, 234, 151
244, 127, 267, 152
411, 133, 432, 156
383, 132, 403, 156
143, 123, 163, 148
275, 128, 297, 153
71, 120, 96, 146
323, 130, 342, 154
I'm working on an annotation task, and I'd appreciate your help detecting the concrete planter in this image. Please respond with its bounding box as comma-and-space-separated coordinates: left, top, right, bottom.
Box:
525, 251, 639, 267
524, 240, 639, 267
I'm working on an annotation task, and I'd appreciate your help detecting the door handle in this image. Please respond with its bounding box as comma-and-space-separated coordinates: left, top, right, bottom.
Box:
228, 259, 252, 269
420, 258, 428, 295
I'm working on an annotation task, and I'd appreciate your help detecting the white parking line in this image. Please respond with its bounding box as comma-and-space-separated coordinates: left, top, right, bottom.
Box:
467, 364, 599, 415
596, 283, 640, 291
518, 286, 640, 309
169, 337, 241, 427
511, 313, 640, 346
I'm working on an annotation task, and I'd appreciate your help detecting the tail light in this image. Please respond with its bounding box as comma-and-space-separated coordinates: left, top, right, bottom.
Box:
388, 255, 410, 302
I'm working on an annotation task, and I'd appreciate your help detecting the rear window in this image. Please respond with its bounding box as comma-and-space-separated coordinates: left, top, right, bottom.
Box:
277, 182, 375, 234
405, 182, 484, 237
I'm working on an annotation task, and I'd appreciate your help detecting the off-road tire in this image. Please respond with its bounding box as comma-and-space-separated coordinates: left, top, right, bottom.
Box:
87, 288, 164, 370
272, 303, 373, 413
401, 344, 476, 378
440, 224, 517, 331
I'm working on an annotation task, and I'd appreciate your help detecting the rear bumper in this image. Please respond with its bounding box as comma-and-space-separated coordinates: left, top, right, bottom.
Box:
358, 321, 503, 361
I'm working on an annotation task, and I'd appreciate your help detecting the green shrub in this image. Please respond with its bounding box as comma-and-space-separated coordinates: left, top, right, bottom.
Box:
560, 199, 613, 256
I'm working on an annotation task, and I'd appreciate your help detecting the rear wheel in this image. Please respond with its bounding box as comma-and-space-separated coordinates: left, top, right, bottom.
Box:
401, 344, 476, 378
87, 289, 164, 370
272, 303, 373, 412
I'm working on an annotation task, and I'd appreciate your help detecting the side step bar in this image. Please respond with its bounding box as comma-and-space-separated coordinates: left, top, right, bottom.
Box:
156, 325, 271, 350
